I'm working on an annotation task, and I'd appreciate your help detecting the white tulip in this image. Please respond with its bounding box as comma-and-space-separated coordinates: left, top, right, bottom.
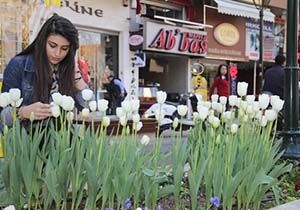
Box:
211, 94, 219, 103
172, 117, 179, 129
119, 116, 127, 126
116, 107, 125, 118
228, 95, 237, 107
156, 91, 167, 104
253, 101, 260, 112
243, 114, 249, 122
208, 116, 220, 128
211, 117, 220, 128
240, 101, 248, 111
211, 102, 218, 110
270, 95, 280, 107
246, 105, 254, 115
264, 109, 277, 122
66, 111, 74, 121
131, 99, 140, 112
13, 98, 23, 108
197, 106, 209, 121
222, 111, 232, 121
51, 92, 62, 106
121, 100, 132, 113
132, 113, 140, 123
177, 105, 188, 117
51, 104, 60, 118
97, 99, 109, 112
102, 116, 110, 127
231, 123, 238, 134
193, 112, 200, 121
89, 101, 97, 112
202, 101, 211, 109
133, 121, 143, 131
0, 92, 10, 108
82, 89, 93, 101
246, 95, 255, 105
272, 99, 284, 112
219, 96, 227, 105
81, 108, 90, 118
215, 103, 224, 113
61, 96, 75, 111
140, 135, 150, 145
237, 82, 248, 97
9, 88, 21, 102
136, 208, 142, 210
255, 110, 263, 120
4, 205, 16, 210
258, 94, 270, 110
260, 116, 268, 127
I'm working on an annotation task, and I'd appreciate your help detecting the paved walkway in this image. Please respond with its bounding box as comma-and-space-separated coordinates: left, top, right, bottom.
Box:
268, 200, 300, 210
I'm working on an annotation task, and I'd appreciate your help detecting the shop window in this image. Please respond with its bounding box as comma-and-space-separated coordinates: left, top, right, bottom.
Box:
142, 1, 183, 19
77, 29, 119, 93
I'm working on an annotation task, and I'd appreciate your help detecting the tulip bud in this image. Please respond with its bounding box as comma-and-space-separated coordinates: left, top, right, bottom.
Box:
102, 116, 110, 127
156, 91, 167, 104
140, 135, 150, 145
82, 89, 93, 101
237, 82, 248, 97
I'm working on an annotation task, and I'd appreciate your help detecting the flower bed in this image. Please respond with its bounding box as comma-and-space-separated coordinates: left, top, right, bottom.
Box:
0, 84, 293, 210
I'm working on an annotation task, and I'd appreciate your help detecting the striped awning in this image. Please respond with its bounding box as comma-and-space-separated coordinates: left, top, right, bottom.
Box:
214, 0, 275, 22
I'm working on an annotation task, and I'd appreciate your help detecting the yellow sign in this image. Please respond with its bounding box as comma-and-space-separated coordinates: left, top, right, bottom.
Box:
44, 0, 61, 7
213, 23, 240, 47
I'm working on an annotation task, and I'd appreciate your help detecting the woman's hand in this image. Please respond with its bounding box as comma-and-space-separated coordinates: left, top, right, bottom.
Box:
18, 102, 52, 121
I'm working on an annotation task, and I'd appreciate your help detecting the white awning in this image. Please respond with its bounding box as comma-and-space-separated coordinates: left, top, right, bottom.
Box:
214, 0, 275, 22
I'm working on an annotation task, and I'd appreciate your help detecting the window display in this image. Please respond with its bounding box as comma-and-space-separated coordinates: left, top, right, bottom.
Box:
76, 29, 119, 97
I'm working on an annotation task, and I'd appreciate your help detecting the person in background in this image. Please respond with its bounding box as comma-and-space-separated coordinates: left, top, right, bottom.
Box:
0, 14, 89, 128
209, 64, 229, 98
262, 54, 286, 99
78, 57, 91, 86
103, 67, 127, 114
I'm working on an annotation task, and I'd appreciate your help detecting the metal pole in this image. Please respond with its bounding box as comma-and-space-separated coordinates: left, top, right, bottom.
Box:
258, 2, 264, 92
282, 0, 300, 158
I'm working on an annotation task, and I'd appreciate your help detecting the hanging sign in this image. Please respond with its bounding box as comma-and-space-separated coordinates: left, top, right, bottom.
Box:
129, 35, 144, 46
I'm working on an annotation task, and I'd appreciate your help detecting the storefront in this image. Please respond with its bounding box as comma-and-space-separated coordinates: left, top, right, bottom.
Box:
1, 0, 131, 101
137, 20, 207, 102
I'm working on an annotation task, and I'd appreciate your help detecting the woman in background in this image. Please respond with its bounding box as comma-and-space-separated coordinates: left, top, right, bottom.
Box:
209, 64, 229, 98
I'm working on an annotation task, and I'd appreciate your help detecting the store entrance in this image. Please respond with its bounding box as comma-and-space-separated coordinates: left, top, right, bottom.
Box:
139, 53, 189, 97
138, 53, 189, 113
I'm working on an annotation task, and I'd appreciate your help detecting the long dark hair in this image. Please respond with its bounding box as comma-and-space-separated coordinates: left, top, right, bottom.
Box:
18, 14, 79, 103
215, 64, 228, 80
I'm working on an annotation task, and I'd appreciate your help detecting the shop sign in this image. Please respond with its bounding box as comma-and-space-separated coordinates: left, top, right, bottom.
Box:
61, 1, 103, 17
245, 19, 274, 61
144, 21, 208, 56
213, 23, 240, 47
129, 35, 144, 46
205, 7, 247, 61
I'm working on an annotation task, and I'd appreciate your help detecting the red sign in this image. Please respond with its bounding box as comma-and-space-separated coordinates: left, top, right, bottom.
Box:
229, 66, 238, 79
144, 22, 208, 56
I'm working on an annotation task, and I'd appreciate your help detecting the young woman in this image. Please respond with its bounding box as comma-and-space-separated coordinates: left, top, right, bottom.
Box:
209, 64, 230, 98
1, 14, 89, 126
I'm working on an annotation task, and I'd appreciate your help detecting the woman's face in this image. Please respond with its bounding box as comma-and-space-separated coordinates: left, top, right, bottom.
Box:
46, 34, 70, 65
220, 66, 227, 75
